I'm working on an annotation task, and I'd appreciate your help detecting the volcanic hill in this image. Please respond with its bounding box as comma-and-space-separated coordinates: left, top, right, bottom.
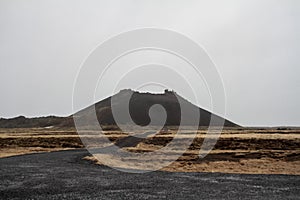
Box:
0, 89, 239, 128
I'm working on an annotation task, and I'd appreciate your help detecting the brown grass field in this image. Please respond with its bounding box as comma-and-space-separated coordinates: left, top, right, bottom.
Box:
1, 127, 299, 175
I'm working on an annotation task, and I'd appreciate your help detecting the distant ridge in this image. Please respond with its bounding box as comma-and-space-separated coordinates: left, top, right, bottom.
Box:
0, 115, 74, 128
0, 89, 239, 128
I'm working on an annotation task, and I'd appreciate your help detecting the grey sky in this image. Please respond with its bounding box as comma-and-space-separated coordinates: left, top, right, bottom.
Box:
0, 0, 299, 126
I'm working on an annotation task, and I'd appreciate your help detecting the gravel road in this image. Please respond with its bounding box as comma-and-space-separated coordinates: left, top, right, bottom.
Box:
1, 149, 299, 199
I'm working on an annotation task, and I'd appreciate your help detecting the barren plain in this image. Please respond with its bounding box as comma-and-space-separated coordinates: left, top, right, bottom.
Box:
1, 127, 299, 174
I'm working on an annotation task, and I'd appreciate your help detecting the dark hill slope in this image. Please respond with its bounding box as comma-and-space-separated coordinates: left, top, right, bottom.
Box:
74, 89, 239, 127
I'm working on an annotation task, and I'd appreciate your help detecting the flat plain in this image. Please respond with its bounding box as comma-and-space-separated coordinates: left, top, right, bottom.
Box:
0, 127, 299, 174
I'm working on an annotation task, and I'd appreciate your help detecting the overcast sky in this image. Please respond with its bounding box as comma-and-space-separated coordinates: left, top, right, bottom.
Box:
0, 0, 299, 126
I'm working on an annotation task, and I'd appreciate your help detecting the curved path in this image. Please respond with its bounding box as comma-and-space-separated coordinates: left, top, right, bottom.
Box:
1, 149, 299, 199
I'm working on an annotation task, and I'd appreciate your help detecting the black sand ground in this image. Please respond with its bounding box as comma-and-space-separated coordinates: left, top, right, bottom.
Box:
0, 149, 299, 199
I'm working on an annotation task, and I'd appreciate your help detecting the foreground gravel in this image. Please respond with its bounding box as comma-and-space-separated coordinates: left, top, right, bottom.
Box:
0, 149, 299, 200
